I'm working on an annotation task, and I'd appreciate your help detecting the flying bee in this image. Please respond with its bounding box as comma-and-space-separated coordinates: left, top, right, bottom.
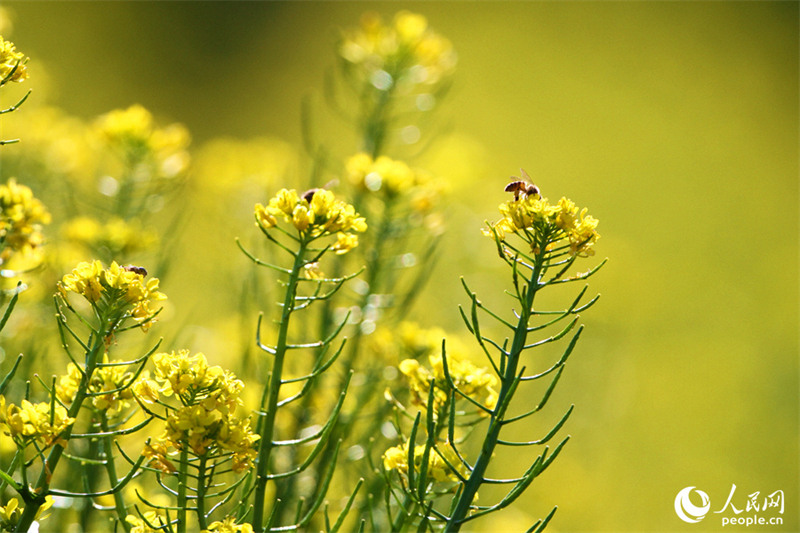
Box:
123, 265, 148, 277
504, 169, 540, 201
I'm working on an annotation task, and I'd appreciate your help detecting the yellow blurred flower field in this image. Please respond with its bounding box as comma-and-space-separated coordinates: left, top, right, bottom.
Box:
0, 2, 796, 532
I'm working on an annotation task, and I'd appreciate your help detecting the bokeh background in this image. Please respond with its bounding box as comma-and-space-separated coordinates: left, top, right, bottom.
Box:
1, 1, 797, 532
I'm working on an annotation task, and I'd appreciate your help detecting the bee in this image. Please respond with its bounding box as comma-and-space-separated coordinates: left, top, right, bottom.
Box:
302, 179, 339, 203
504, 169, 540, 201
302, 188, 321, 203
124, 265, 148, 277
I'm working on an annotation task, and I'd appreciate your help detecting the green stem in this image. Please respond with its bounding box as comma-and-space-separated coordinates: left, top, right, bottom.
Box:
0, 451, 19, 494
196, 456, 208, 530
101, 414, 131, 533
362, 84, 396, 158
78, 430, 101, 532
15, 315, 110, 533
251, 239, 308, 531
177, 446, 189, 533
391, 493, 415, 532
444, 254, 544, 533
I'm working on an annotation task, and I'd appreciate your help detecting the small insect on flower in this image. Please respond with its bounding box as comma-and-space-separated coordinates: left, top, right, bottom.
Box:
504, 169, 540, 201
302, 179, 339, 203
123, 265, 148, 276
302, 188, 320, 203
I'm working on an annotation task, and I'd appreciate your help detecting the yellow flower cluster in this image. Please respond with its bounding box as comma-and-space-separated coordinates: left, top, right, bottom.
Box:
62, 216, 159, 256
125, 512, 168, 533
148, 350, 242, 407
140, 440, 175, 474
490, 193, 600, 257
0, 179, 51, 266
255, 188, 367, 245
345, 153, 443, 210
94, 104, 190, 178
0, 497, 53, 531
203, 516, 255, 533
383, 439, 461, 483
399, 352, 498, 416
134, 351, 259, 472
366, 322, 461, 370
339, 11, 456, 89
0, 396, 75, 450
58, 260, 166, 329
0, 36, 27, 84
57, 354, 135, 417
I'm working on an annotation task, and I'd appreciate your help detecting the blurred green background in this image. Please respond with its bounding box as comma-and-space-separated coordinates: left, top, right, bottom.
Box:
1, 1, 798, 532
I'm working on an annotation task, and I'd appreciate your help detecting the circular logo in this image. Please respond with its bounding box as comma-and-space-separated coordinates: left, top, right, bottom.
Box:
674, 486, 711, 523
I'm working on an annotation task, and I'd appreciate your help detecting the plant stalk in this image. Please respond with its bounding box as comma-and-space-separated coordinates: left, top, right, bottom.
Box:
251, 239, 307, 531
15, 313, 110, 533
444, 253, 543, 532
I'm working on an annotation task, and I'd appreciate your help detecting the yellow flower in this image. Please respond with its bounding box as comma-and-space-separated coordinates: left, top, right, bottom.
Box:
291, 203, 314, 232
254, 203, 277, 228
373, 156, 416, 194
569, 206, 600, 257
58, 260, 166, 330
269, 188, 300, 217
394, 11, 428, 42
96, 105, 154, 145
150, 350, 239, 408
0, 498, 22, 531
214, 415, 260, 472
0, 496, 53, 531
399, 350, 498, 416
59, 260, 104, 302
143, 350, 259, 468
255, 188, 367, 239
309, 188, 336, 217
94, 105, 191, 178
331, 232, 359, 255
0, 36, 28, 84
204, 516, 255, 533
303, 262, 325, 280
383, 439, 461, 484
126, 512, 169, 533
489, 190, 600, 257
0, 178, 51, 266
344, 152, 373, 184
382, 442, 407, 471
0, 396, 76, 450
57, 354, 135, 416
141, 440, 176, 474
132, 373, 160, 404
345, 153, 436, 198
339, 11, 456, 89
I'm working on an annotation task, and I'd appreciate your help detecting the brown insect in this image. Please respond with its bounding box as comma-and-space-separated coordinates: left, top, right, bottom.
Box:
124, 265, 148, 277
302, 188, 321, 203
504, 169, 540, 201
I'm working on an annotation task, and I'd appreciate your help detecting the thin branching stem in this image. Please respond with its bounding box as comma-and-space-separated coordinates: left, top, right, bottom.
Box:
443, 246, 545, 532
252, 238, 308, 531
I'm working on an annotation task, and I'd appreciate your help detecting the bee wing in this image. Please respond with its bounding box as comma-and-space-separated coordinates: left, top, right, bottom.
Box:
519, 168, 532, 182
322, 178, 339, 190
